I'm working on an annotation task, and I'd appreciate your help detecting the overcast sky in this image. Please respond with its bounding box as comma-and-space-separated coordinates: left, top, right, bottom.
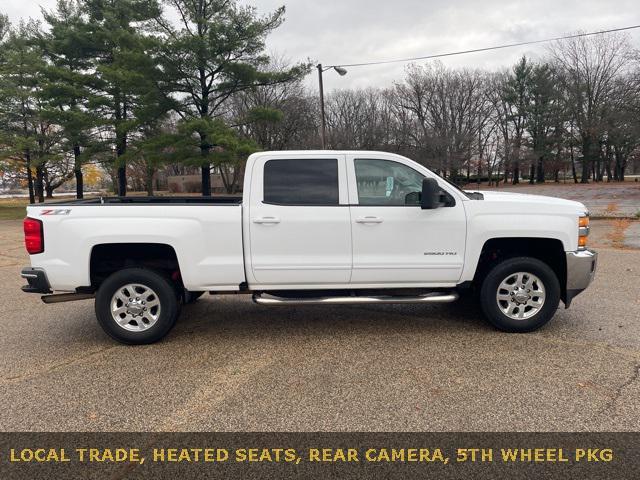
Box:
4, 0, 640, 91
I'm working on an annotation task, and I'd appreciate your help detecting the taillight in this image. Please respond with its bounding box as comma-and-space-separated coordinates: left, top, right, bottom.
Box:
24, 217, 44, 254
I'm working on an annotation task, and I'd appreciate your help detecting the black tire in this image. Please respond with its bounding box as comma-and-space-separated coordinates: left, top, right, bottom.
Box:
183, 290, 205, 304
95, 268, 179, 344
480, 256, 560, 333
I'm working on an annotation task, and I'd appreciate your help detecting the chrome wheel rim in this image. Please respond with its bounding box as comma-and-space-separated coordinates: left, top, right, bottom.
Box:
496, 272, 546, 320
110, 283, 161, 332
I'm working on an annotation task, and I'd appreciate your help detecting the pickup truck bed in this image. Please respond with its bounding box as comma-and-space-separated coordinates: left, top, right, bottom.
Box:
23, 200, 246, 292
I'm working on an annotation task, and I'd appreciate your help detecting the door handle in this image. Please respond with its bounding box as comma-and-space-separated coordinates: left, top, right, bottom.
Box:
253, 216, 281, 224
355, 216, 383, 224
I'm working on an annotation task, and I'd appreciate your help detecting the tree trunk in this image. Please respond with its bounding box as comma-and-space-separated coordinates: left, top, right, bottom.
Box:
512, 136, 521, 185
116, 133, 127, 196
201, 165, 211, 196
45, 185, 54, 198
25, 150, 35, 204
597, 155, 605, 182
580, 136, 591, 184
115, 94, 127, 196
35, 165, 45, 203
200, 132, 211, 197
529, 163, 535, 185
146, 164, 154, 197
536, 155, 545, 183
613, 148, 626, 182
569, 135, 578, 183
581, 159, 590, 183
117, 166, 126, 196
73, 144, 83, 199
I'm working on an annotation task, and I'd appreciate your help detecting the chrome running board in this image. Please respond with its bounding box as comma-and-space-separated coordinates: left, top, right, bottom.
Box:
41, 293, 95, 304
252, 291, 459, 306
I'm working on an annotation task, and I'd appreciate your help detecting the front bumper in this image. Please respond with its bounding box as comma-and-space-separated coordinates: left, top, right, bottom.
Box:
21, 267, 52, 294
564, 249, 597, 307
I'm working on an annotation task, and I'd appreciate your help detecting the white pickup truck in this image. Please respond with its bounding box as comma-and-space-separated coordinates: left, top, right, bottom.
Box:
21, 150, 597, 344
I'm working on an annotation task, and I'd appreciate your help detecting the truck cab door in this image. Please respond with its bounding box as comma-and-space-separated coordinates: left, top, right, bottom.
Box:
347, 155, 467, 285
246, 154, 352, 286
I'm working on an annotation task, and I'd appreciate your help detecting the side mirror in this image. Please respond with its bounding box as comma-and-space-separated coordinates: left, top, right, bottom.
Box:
421, 178, 441, 209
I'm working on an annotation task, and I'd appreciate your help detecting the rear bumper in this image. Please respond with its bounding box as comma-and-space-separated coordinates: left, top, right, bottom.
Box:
564, 249, 597, 307
20, 267, 52, 294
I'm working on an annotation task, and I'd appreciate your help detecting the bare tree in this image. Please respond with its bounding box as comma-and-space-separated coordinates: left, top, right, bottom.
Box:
604, 70, 640, 181
550, 32, 635, 182
325, 88, 395, 150
394, 62, 489, 179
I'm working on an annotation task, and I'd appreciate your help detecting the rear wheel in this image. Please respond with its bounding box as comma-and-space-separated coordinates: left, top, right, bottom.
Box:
95, 268, 179, 344
480, 257, 560, 332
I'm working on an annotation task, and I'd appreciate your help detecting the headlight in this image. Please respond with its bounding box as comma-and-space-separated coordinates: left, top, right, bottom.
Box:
578, 214, 589, 249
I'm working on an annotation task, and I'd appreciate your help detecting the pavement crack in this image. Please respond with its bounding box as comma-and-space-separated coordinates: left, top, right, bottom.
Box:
1, 346, 117, 385
598, 362, 640, 416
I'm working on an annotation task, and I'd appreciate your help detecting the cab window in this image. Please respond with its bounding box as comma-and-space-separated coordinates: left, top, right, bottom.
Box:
354, 159, 424, 206
264, 159, 339, 205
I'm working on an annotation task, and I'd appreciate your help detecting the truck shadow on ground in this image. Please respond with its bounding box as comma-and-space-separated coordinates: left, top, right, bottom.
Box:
21, 291, 571, 353
167, 294, 493, 343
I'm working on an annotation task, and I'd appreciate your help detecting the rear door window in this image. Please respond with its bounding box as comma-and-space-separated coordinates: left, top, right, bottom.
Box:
264, 159, 339, 205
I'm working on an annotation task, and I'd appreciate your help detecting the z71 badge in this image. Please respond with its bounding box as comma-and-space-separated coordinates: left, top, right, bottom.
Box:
40, 209, 71, 216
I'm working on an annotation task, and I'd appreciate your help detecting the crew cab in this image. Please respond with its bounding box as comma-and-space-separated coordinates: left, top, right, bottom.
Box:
20, 151, 598, 344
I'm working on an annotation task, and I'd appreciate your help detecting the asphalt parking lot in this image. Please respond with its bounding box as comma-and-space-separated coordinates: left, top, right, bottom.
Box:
0, 219, 638, 432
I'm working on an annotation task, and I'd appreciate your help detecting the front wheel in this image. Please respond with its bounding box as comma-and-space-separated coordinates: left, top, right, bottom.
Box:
95, 268, 179, 344
480, 257, 560, 333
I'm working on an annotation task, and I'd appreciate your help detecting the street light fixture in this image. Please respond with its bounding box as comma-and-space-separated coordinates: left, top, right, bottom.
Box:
317, 63, 348, 149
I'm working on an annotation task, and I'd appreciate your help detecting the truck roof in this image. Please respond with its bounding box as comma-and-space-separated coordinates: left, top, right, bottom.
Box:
250, 150, 406, 157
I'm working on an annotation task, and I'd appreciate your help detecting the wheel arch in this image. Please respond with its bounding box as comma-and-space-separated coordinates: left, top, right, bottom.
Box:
472, 237, 567, 303
89, 243, 182, 290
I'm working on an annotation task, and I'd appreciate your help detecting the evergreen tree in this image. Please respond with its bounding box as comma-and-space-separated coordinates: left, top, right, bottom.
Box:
501, 56, 532, 184
40, 0, 101, 198
156, 0, 309, 195
525, 63, 565, 183
82, 0, 164, 195
0, 20, 48, 203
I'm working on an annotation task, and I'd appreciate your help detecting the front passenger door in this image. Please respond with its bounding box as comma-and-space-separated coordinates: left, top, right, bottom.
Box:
348, 157, 466, 285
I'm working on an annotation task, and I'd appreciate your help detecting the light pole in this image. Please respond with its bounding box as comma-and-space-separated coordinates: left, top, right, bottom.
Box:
317, 64, 347, 149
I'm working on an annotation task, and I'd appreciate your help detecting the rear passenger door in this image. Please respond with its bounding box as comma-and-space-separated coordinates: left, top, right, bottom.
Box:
247, 154, 352, 286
